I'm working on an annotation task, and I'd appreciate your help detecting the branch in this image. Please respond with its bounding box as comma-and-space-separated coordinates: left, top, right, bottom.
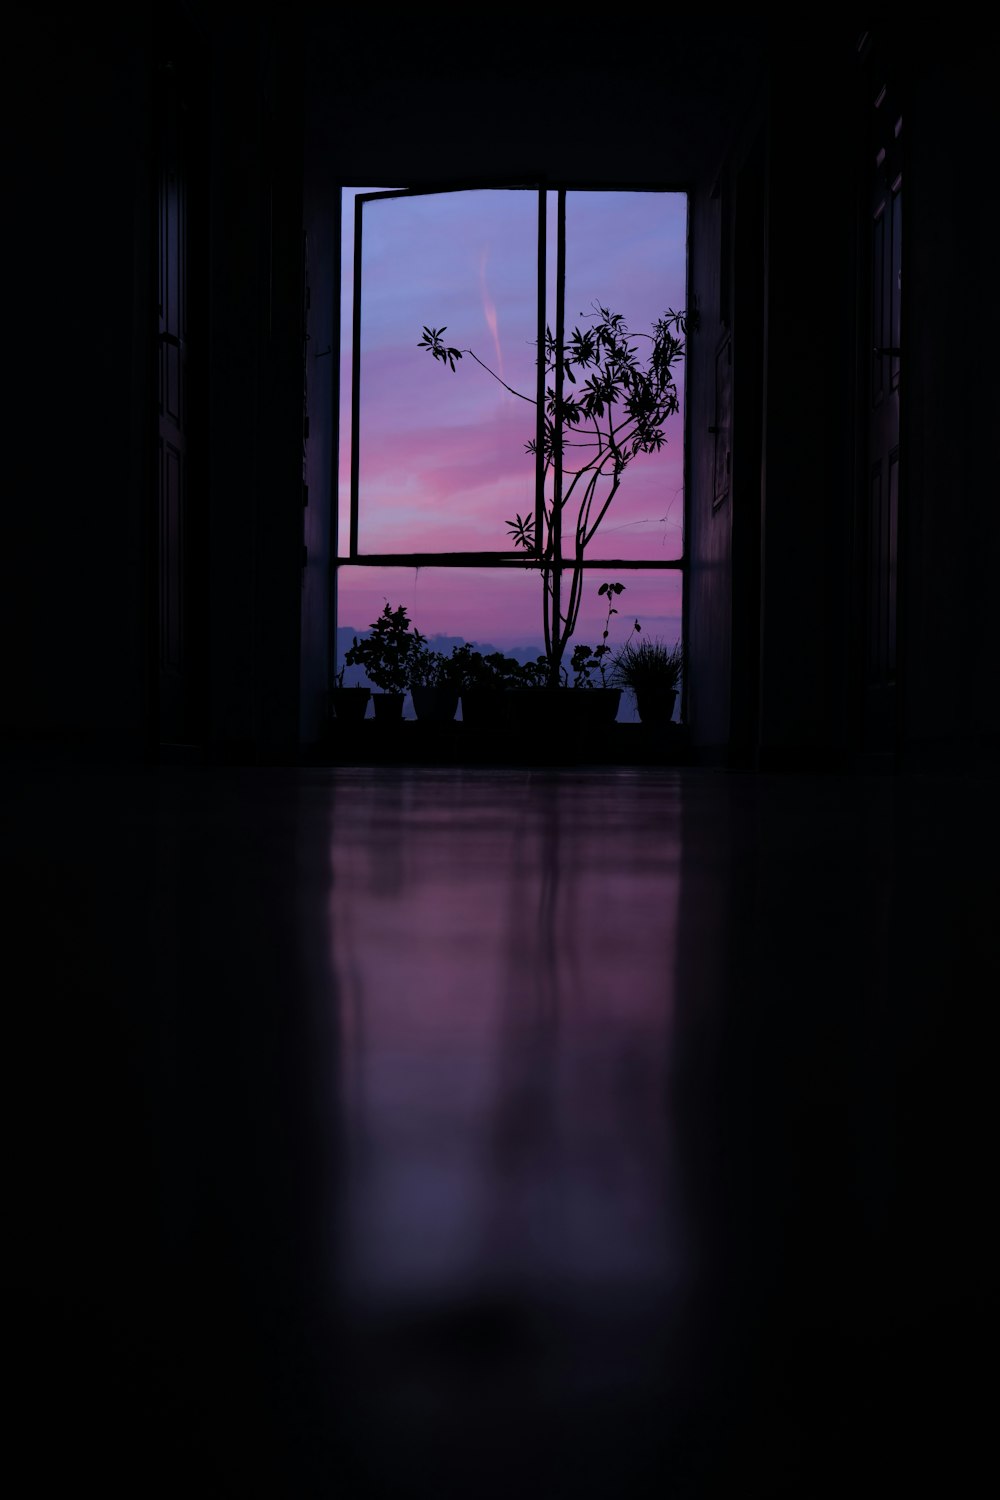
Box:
464, 349, 536, 405
582, 467, 623, 548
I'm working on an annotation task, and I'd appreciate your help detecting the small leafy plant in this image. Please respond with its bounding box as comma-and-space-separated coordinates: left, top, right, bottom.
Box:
516, 655, 557, 688
407, 643, 471, 692
449, 644, 534, 692
344, 602, 426, 693
569, 580, 639, 687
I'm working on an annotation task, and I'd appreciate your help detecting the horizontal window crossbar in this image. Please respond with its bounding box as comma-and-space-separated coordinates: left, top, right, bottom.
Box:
351, 181, 692, 199
336, 554, 684, 569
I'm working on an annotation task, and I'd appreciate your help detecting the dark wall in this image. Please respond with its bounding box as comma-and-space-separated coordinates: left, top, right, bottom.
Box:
756, 41, 859, 766
306, 15, 767, 188
901, 37, 1000, 766
5, 8, 156, 747
184, 1, 305, 759
684, 20, 1000, 770
4, 4, 305, 758
300, 48, 337, 745
685, 181, 732, 750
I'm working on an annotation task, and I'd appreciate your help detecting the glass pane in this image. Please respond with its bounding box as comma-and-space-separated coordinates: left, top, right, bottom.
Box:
561, 192, 687, 563
337, 566, 547, 716
571, 570, 683, 720
336, 565, 682, 722
352, 189, 539, 555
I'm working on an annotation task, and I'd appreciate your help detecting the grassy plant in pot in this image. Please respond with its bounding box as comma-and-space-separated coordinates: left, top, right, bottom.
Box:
344, 602, 425, 723
612, 637, 683, 725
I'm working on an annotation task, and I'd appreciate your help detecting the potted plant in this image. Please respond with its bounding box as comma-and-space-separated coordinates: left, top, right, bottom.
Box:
565, 581, 632, 728
506, 581, 631, 731
420, 304, 689, 685
408, 643, 461, 724
503, 651, 566, 732
344, 602, 425, 722
451, 644, 525, 729
329, 660, 371, 724
611, 637, 683, 725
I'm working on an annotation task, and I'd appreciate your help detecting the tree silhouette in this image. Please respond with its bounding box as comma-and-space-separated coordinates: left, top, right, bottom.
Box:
420, 302, 689, 685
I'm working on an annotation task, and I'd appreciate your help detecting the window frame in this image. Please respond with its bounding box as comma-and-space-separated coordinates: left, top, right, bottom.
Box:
335, 180, 690, 593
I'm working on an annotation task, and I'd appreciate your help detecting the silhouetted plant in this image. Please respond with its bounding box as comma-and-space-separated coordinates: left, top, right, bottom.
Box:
516, 654, 556, 688
344, 602, 425, 693
420, 304, 689, 685
611, 636, 683, 693
449, 644, 531, 692
407, 642, 471, 692
569, 579, 638, 687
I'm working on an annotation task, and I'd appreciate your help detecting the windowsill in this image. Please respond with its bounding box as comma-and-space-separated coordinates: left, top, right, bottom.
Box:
310, 720, 691, 768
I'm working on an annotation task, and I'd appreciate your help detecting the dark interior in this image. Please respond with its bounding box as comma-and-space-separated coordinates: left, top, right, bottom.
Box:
5, 8, 998, 1495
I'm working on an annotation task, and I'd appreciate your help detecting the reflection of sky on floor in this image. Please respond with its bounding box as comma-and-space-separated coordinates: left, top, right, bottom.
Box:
338, 188, 687, 651
328, 769, 685, 1303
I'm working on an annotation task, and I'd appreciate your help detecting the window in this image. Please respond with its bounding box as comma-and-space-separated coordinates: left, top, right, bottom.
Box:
336, 185, 688, 716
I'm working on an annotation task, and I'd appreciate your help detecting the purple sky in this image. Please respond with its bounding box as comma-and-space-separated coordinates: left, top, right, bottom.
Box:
338, 187, 687, 653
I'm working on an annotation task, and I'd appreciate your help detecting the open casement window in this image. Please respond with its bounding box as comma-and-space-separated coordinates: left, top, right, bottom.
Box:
337, 183, 688, 672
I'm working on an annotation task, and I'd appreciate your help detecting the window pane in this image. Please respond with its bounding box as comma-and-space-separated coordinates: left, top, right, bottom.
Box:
562, 192, 687, 563
572, 570, 683, 720
352, 189, 539, 555
336, 565, 682, 722
336, 564, 546, 667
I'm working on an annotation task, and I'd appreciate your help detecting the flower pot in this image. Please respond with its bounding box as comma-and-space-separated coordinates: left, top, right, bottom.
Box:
506, 688, 575, 732
635, 687, 677, 725
330, 686, 370, 723
372, 692, 405, 723
460, 690, 509, 730
572, 688, 621, 729
411, 686, 459, 723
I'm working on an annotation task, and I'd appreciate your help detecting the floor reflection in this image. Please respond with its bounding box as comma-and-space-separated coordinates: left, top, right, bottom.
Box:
9, 761, 993, 1496
326, 769, 688, 1494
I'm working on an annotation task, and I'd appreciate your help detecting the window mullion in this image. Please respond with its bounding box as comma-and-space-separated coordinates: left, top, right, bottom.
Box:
551, 189, 566, 680
349, 191, 363, 558
534, 189, 546, 558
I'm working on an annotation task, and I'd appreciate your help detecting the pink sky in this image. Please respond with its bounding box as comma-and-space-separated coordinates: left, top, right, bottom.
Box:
338, 187, 687, 652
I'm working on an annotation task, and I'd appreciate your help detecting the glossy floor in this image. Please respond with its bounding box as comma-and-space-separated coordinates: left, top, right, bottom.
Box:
6, 764, 997, 1496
